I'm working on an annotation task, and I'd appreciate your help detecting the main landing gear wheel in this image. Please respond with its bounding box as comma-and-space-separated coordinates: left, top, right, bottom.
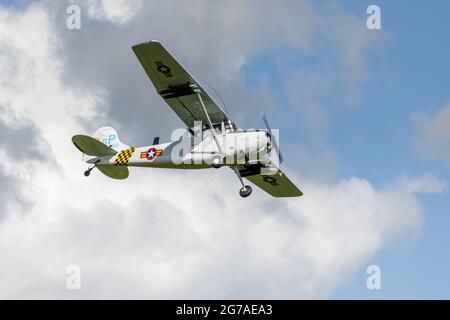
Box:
233, 166, 252, 198
239, 185, 252, 198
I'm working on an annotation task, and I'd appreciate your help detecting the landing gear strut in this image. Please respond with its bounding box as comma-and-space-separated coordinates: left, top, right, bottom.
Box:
233, 167, 252, 198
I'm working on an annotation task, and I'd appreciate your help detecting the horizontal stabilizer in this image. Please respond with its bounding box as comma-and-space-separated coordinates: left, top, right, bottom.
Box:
97, 165, 129, 180
72, 135, 117, 157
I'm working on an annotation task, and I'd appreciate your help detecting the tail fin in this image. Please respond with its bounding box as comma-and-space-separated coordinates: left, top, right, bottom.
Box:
92, 127, 129, 152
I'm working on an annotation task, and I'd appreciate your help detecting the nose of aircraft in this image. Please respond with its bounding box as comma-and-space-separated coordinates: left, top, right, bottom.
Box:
262, 130, 272, 152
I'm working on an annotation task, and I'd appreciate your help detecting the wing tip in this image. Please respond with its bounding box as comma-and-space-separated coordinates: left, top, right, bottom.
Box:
132, 39, 162, 49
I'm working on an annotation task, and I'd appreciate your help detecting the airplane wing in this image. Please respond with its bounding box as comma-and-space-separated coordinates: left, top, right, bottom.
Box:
132, 40, 230, 128
238, 164, 303, 197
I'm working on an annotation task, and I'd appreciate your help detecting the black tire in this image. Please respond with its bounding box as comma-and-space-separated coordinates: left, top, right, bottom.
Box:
84, 170, 91, 177
239, 185, 252, 198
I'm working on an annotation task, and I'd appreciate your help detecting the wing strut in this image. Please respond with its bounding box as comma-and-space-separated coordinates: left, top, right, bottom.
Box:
194, 88, 223, 154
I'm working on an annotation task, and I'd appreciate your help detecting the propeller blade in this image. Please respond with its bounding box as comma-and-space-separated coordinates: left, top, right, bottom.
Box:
271, 137, 285, 167
260, 110, 285, 167
261, 111, 272, 134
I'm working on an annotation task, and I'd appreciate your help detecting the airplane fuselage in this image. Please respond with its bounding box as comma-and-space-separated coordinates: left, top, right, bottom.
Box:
85, 130, 271, 170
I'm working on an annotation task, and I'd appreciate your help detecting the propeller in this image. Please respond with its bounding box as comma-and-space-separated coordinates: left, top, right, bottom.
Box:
261, 110, 285, 167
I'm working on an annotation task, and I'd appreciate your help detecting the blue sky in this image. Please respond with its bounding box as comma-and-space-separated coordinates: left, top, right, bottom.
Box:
287, 0, 447, 298
335, 0, 450, 299
0, 0, 449, 299
335, 1, 450, 299
240, 0, 450, 298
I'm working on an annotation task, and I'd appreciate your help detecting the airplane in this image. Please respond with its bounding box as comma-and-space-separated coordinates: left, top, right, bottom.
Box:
72, 40, 302, 198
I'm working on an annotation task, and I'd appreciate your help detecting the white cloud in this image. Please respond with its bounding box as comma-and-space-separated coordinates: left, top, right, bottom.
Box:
412, 104, 450, 167
0, 1, 445, 299
86, 0, 142, 25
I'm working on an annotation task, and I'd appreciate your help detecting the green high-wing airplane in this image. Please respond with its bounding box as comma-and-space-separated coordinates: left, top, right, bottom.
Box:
72, 41, 302, 198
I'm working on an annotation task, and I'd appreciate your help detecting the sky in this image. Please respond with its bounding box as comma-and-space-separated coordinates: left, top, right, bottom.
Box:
0, 0, 449, 299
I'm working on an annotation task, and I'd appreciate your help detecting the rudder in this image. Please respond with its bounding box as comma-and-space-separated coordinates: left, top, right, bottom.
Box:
92, 127, 129, 152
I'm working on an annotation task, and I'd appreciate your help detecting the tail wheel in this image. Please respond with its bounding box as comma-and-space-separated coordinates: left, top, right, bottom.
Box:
239, 185, 252, 198
84, 165, 95, 177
